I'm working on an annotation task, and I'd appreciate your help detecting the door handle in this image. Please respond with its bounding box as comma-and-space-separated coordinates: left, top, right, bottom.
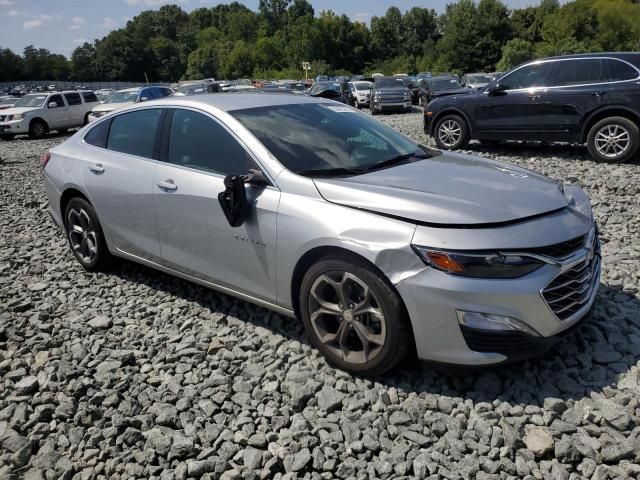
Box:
89, 163, 104, 173
157, 179, 177, 191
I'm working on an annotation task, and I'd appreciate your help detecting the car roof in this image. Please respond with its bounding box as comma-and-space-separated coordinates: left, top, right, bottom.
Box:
138, 92, 334, 112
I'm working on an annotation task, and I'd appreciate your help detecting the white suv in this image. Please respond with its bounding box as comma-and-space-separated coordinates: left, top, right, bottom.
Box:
0, 91, 99, 140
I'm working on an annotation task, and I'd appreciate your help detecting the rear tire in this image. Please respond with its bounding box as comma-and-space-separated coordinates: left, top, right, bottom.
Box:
299, 255, 411, 376
586, 116, 639, 163
64, 197, 113, 271
434, 114, 470, 150
28, 119, 48, 139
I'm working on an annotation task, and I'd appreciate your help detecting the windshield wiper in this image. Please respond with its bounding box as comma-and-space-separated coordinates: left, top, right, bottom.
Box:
296, 167, 366, 177
359, 151, 429, 173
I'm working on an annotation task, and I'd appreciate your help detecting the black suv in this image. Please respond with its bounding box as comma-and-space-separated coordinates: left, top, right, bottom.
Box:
424, 53, 640, 163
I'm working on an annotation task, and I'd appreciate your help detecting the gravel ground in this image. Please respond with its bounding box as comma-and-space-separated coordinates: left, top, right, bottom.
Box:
1, 112, 639, 480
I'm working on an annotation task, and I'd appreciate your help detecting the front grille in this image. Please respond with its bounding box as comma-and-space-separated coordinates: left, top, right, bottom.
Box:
525, 234, 587, 259
542, 235, 600, 321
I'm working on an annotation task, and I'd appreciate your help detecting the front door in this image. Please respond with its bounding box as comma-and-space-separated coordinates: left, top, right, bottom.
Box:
45, 94, 68, 128
473, 61, 554, 139
153, 108, 280, 302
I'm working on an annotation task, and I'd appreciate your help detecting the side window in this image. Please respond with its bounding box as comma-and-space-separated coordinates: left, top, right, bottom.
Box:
107, 109, 162, 158
606, 59, 639, 81
84, 119, 111, 148
160, 87, 173, 97
82, 91, 98, 103
167, 109, 254, 175
48, 94, 63, 108
500, 62, 552, 90
546, 59, 605, 87
64, 92, 82, 106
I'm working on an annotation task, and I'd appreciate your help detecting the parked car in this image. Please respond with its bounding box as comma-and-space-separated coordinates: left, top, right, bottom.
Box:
418, 76, 469, 105
43, 93, 600, 375
308, 81, 349, 103
424, 53, 640, 163
0, 96, 16, 111
87, 86, 173, 123
370, 76, 413, 114
0, 90, 100, 140
228, 79, 256, 92
417, 71, 432, 78
348, 81, 374, 108
403, 77, 422, 105
461, 73, 494, 89
174, 83, 220, 96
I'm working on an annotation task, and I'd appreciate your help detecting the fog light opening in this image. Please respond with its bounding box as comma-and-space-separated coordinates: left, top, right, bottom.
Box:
457, 311, 540, 337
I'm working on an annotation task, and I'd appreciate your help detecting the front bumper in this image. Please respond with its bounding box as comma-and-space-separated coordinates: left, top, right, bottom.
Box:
0, 119, 28, 134
371, 101, 412, 112
396, 227, 600, 365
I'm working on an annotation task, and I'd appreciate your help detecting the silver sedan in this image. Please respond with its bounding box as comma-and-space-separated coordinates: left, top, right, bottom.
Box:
42, 94, 600, 375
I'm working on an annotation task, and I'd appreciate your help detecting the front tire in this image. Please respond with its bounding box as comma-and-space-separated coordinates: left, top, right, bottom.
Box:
300, 256, 411, 376
64, 197, 113, 271
587, 116, 639, 163
28, 119, 48, 139
434, 114, 470, 150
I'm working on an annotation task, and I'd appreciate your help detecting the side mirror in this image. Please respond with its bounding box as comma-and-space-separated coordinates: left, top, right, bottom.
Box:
48, 102, 58, 108
487, 82, 507, 96
218, 175, 249, 227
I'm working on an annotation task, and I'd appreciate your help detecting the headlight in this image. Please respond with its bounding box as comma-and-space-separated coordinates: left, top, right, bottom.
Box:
412, 246, 544, 278
9, 114, 22, 121
404, 92, 412, 99
457, 311, 540, 336
92, 111, 104, 118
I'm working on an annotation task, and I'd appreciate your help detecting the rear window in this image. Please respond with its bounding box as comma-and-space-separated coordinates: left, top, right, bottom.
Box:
547, 59, 606, 86
84, 119, 111, 148
82, 92, 99, 103
107, 109, 162, 158
64, 92, 82, 106
606, 59, 639, 81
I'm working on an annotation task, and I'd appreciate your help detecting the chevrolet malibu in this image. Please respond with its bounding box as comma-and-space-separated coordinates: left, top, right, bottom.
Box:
43, 94, 600, 375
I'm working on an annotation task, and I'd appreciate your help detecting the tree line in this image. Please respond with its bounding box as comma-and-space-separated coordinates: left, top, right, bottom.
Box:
0, 0, 639, 83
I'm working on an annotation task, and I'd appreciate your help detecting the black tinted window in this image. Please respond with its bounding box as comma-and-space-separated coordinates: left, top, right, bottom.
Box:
500, 62, 552, 90
168, 109, 253, 175
547, 59, 605, 86
64, 92, 82, 106
606, 59, 639, 81
84, 119, 110, 148
48, 94, 63, 108
82, 92, 98, 103
107, 109, 162, 158
160, 87, 173, 97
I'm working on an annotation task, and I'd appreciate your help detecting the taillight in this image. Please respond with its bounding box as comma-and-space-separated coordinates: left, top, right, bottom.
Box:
41, 151, 51, 168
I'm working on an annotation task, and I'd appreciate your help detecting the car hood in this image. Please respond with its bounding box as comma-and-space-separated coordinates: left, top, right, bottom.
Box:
0, 107, 39, 116
313, 151, 567, 226
92, 102, 132, 113
432, 87, 473, 97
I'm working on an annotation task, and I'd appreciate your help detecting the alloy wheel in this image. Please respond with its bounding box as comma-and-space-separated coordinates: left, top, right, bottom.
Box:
594, 124, 630, 159
438, 119, 462, 147
308, 271, 386, 364
67, 207, 98, 264
32, 122, 45, 137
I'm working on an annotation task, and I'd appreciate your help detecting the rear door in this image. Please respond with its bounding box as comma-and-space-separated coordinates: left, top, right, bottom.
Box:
81, 108, 164, 262
63, 92, 83, 126
153, 107, 280, 301
472, 61, 553, 139
532, 58, 608, 141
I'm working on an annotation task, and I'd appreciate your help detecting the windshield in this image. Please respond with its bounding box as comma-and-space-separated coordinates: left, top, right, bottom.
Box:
467, 75, 492, 84
287, 83, 306, 91
14, 94, 47, 108
309, 82, 341, 95
353, 82, 373, 91
232, 103, 430, 176
106, 91, 139, 104
431, 78, 462, 90
177, 85, 207, 95
374, 78, 406, 88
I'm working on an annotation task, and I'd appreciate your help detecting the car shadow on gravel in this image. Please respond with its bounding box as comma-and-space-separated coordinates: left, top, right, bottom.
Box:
111, 258, 639, 406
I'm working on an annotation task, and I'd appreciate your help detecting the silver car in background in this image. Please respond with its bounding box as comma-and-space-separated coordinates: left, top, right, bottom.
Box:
42, 94, 600, 375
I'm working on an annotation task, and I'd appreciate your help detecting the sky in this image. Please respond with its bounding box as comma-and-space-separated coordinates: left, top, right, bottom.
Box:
0, 0, 542, 58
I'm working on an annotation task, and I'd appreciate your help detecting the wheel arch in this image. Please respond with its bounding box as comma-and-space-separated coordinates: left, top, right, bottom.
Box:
581, 106, 640, 143
29, 117, 49, 131
290, 246, 416, 345
430, 107, 473, 136
60, 187, 90, 227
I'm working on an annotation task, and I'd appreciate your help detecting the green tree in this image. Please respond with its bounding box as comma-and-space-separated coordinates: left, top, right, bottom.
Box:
497, 38, 534, 70
185, 45, 219, 79
0, 47, 24, 81
71, 42, 96, 81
